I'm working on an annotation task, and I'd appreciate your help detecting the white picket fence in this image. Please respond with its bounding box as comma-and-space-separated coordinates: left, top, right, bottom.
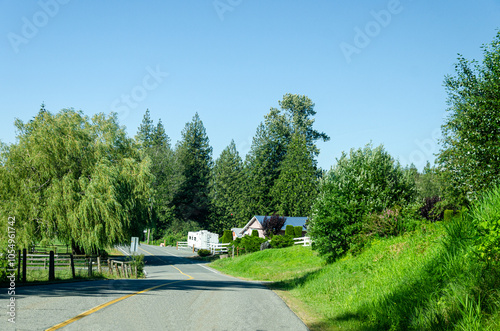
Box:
209, 243, 230, 255
293, 236, 312, 246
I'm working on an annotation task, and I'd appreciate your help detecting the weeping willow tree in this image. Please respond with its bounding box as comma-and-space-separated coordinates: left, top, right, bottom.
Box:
0, 107, 152, 254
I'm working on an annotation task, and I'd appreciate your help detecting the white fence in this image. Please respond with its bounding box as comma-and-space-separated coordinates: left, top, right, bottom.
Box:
176, 241, 189, 249
209, 243, 230, 255
293, 236, 312, 247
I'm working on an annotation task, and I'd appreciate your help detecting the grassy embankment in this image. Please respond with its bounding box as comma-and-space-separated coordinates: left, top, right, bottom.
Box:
211, 219, 500, 330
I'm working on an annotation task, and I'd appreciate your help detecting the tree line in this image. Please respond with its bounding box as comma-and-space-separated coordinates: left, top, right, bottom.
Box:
0, 94, 329, 253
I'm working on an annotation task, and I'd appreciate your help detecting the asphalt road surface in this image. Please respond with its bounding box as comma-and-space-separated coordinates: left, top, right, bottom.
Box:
1, 244, 308, 331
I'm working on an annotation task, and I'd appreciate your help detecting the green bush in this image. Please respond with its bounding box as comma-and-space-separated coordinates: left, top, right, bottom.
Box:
308, 144, 417, 262
235, 235, 267, 253
221, 230, 233, 244
251, 229, 259, 237
444, 209, 461, 222
294, 226, 303, 238
285, 225, 294, 237
126, 254, 145, 278
270, 235, 294, 249
471, 185, 500, 260
162, 230, 187, 246
197, 249, 211, 257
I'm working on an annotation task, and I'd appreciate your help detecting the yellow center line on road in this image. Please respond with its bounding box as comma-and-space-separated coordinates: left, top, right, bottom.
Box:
139, 245, 194, 280
45, 247, 193, 331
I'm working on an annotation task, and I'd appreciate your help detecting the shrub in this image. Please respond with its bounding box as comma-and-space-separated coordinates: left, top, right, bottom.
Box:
308, 144, 417, 262
420, 196, 442, 222
197, 249, 211, 257
235, 235, 267, 253
126, 254, 145, 278
362, 208, 403, 238
162, 230, 187, 246
261, 214, 287, 236
444, 209, 461, 222
471, 185, 500, 260
270, 235, 294, 249
285, 225, 294, 237
221, 230, 233, 244
251, 229, 259, 237
294, 226, 303, 238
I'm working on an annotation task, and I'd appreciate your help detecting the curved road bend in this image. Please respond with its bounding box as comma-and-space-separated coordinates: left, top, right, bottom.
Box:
3, 244, 308, 331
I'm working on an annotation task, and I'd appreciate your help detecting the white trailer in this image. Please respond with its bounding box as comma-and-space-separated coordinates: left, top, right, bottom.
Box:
187, 230, 219, 250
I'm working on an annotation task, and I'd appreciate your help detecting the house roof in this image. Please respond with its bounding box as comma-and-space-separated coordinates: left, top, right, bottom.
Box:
240, 216, 308, 234
231, 228, 244, 237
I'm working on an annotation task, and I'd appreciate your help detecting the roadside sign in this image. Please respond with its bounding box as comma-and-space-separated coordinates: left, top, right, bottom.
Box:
131, 237, 139, 254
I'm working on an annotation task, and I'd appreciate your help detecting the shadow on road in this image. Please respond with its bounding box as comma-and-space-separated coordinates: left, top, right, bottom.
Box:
16, 277, 266, 299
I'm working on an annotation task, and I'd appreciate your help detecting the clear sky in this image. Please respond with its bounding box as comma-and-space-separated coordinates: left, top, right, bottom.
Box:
1, 0, 499, 171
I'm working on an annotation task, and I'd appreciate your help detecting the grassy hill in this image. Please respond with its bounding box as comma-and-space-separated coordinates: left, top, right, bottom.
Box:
210, 219, 500, 330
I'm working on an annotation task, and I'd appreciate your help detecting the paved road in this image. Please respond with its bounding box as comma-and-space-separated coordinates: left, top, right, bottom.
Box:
1, 244, 308, 330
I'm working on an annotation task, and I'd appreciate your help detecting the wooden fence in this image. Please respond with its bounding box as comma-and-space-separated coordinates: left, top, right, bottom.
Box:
15, 249, 137, 282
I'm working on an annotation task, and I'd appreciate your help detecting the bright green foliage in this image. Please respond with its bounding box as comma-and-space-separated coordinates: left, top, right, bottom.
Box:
213, 219, 500, 330
294, 226, 303, 238
221, 230, 233, 244
272, 133, 318, 217
233, 235, 267, 253
438, 31, 500, 202
172, 113, 213, 229
0, 108, 152, 253
415, 161, 443, 201
309, 144, 417, 262
270, 234, 294, 248
444, 209, 461, 222
471, 185, 500, 260
285, 224, 294, 236
210, 140, 247, 233
251, 229, 259, 237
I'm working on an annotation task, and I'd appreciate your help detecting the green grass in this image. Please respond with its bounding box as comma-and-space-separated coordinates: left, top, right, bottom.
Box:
212, 245, 325, 281
210, 220, 500, 330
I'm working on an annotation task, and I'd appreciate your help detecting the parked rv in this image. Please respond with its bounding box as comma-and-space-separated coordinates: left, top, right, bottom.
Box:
187, 230, 219, 250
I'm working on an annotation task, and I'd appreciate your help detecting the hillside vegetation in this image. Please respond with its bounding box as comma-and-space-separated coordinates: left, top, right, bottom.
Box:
211, 217, 500, 330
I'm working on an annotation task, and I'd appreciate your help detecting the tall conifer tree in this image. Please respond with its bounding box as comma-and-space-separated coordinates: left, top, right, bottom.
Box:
172, 113, 213, 228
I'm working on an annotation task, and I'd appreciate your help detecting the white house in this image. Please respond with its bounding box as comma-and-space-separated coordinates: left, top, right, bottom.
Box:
238, 216, 308, 238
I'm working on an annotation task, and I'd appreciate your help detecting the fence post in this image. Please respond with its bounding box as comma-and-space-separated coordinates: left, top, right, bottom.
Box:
108, 259, 112, 275
49, 251, 55, 281
17, 250, 21, 281
70, 254, 75, 278
22, 248, 27, 283
88, 257, 93, 277
176, 242, 178, 250
97, 256, 101, 274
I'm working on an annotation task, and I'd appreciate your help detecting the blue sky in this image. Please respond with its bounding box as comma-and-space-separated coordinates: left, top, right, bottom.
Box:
1, 0, 499, 171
